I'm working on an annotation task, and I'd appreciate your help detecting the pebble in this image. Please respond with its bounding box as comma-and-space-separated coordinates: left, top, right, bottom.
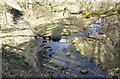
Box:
80, 69, 89, 75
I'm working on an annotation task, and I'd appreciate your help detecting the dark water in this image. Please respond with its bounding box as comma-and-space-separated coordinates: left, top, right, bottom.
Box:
37, 18, 108, 77
39, 39, 108, 77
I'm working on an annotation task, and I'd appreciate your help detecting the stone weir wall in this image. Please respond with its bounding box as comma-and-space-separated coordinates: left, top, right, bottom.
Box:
1, 11, 42, 71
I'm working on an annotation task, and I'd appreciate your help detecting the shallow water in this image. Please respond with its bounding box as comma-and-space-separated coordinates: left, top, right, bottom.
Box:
40, 39, 108, 77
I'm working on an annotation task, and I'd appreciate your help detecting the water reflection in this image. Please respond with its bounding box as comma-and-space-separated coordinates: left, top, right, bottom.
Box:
87, 18, 104, 37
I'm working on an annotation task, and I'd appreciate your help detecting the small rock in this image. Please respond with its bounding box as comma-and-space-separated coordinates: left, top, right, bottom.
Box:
48, 48, 52, 51
44, 46, 51, 49
40, 43, 46, 47
80, 69, 89, 75
76, 65, 80, 67
54, 66, 58, 68
49, 60, 53, 63
66, 52, 71, 57
47, 67, 49, 70
42, 40, 47, 43
49, 54, 52, 57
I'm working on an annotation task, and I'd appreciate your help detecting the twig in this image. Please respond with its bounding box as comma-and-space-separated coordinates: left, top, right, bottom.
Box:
3, 44, 25, 51
0, 35, 34, 38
